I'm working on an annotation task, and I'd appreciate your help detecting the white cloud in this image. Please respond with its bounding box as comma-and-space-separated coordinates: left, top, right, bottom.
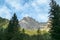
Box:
24, 14, 29, 17
0, 0, 49, 21
37, 14, 49, 22
22, 13, 30, 17
5, 0, 23, 10
0, 6, 11, 19
31, 0, 50, 13
36, 0, 49, 5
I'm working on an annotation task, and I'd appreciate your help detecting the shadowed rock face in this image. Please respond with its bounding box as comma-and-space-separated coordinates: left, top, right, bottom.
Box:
19, 16, 47, 29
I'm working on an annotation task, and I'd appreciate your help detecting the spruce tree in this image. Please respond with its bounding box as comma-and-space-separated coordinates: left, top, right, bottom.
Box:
7, 13, 20, 33
49, 0, 60, 40
5, 13, 20, 40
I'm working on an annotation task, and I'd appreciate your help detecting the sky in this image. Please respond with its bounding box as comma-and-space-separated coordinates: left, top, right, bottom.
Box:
0, 0, 60, 22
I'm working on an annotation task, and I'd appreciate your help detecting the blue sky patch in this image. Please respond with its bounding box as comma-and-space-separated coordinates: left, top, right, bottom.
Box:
0, 0, 60, 22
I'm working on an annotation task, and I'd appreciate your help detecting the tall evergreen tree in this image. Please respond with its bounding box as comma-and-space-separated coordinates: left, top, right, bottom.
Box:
49, 0, 60, 40
5, 13, 20, 40
7, 13, 20, 33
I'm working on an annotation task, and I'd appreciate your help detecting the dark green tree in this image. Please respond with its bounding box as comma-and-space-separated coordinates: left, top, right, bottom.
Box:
37, 28, 40, 34
37, 28, 43, 40
37, 28, 40, 40
22, 28, 25, 33
7, 13, 20, 32
5, 13, 21, 40
0, 27, 4, 40
49, 0, 60, 40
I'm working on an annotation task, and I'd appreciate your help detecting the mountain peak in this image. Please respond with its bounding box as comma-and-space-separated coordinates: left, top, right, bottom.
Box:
22, 16, 34, 21
23, 16, 32, 19
19, 17, 47, 29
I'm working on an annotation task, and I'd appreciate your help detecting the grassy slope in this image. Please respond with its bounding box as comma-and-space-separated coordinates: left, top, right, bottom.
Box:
0, 17, 50, 36
0, 17, 9, 29
21, 28, 50, 35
